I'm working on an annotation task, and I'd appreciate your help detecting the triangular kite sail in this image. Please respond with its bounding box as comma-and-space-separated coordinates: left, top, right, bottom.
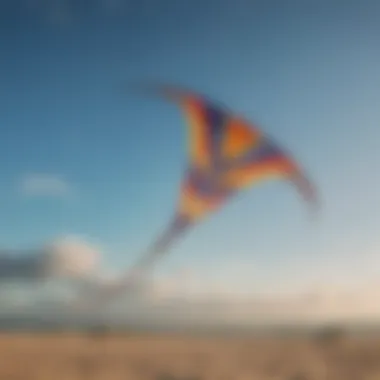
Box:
127, 83, 318, 269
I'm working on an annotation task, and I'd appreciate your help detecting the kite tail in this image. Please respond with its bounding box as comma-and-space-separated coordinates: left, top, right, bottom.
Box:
110, 214, 192, 294
130, 214, 191, 272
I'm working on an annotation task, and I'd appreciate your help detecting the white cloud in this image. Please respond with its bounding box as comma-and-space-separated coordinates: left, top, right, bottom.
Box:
43, 235, 101, 278
0, 235, 101, 282
18, 173, 74, 198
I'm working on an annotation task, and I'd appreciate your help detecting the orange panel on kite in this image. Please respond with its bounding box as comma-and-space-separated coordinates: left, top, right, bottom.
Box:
221, 117, 262, 160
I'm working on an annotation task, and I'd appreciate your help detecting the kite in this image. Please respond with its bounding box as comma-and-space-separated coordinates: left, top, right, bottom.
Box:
72, 83, 318, 309
127, 83, 318, 270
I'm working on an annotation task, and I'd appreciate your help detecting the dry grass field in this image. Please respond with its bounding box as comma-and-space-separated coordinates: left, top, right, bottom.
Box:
1, 331, 380, 380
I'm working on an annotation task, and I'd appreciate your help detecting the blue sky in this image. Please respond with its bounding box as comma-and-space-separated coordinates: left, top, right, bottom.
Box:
1, 0, 380, 299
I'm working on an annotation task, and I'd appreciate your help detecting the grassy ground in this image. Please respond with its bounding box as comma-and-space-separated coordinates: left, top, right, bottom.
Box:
1, 332, 380, 379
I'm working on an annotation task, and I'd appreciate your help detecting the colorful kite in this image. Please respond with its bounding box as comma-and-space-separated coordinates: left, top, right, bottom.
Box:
128, 84, 318, 270
72, 83, 318, 308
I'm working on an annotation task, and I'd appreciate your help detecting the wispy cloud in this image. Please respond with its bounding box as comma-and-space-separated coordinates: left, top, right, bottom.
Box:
18, 173, 74, 198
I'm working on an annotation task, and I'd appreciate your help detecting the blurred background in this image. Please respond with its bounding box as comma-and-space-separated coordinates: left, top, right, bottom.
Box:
1, 0, 380, 334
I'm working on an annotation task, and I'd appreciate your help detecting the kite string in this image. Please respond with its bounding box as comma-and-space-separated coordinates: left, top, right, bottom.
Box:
116, 215, 191, 289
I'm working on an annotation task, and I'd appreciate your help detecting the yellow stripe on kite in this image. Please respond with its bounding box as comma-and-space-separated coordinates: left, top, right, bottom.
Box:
181, 97, 211, 169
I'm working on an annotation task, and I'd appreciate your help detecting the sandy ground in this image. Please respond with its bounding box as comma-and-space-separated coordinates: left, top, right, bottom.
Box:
0, 332, 380, 379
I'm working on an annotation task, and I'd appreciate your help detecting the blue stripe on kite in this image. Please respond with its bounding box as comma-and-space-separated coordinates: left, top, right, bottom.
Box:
187, 166, 232, 199
226, 138, 285, 169
203, 102, 228, 170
